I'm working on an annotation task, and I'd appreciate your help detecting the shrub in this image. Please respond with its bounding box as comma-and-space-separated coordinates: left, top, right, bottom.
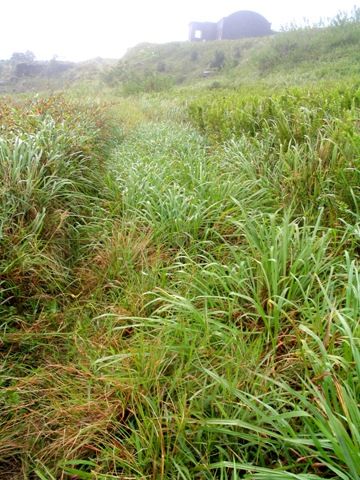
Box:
156, 61, 166, 72
210, 50, 226, 69
190, 50, 199, 61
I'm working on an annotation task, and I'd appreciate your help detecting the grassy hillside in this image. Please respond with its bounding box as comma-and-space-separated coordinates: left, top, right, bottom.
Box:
1, 13, 360, 480
1, 11, 359, 95
0, 57, 117, 94
105, 14, 360, 92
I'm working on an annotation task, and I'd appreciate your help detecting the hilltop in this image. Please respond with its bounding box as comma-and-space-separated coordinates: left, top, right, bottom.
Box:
105, 16, 360, 92
1, 14, 359, 95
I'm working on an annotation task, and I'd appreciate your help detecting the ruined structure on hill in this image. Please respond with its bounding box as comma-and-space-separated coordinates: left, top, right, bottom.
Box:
189, 11, 272, 41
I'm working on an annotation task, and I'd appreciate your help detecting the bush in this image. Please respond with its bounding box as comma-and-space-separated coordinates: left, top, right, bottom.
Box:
210, 50, 226, 69
190, 50, 199, 61
156, 61, 166, 72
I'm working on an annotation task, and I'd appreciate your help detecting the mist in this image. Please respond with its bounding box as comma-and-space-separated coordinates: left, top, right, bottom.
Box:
1, 0, 358, 61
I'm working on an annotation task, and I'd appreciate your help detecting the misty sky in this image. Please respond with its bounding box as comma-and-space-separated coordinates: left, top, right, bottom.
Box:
1, 0, 358, 61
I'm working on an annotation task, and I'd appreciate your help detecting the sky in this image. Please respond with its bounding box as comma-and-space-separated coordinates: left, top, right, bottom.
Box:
0, 0, 358, 61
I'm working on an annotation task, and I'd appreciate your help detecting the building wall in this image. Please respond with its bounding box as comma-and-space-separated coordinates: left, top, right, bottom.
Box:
189, 22, 217, 41
189, 11, 272, 42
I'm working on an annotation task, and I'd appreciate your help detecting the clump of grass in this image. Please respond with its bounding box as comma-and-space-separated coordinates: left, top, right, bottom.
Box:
188, 84, 360, 223
0, 96, 110, 317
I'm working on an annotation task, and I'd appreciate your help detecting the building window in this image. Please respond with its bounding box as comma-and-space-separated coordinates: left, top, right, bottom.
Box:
194, 30, 202, 39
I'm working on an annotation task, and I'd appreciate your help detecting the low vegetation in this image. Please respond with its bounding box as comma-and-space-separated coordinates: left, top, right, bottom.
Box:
0, 12, 360, 480
0, 56, 116, 94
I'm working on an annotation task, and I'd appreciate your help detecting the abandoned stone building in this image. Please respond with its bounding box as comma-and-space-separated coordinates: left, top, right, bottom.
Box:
189, 10, 272, 41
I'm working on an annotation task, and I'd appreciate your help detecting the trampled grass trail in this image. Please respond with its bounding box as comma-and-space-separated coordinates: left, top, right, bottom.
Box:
1, 91, 359, 479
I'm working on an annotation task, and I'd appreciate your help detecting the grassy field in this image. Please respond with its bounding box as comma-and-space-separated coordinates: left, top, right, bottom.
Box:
1, 14, 360, 480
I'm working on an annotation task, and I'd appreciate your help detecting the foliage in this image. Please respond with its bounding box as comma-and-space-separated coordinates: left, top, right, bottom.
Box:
10, 50, 36, 63
258, 14, 360, 74
1, 18, 360, 480
188, 84, 360, 223
0, 95, 110, 315
104, 63, 174, 94
210, 49, 226, 69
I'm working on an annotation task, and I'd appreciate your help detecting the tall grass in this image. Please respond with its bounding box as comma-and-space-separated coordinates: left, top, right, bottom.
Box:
1, 77, 359, 478
256, 11, 360, 76
188, 84, 360, 223
0, 96, 110, 318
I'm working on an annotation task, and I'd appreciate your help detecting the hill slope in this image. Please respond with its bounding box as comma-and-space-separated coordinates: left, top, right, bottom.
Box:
0, 57, 117, 94
105, 17, 360, 92
1, 13, 359, 95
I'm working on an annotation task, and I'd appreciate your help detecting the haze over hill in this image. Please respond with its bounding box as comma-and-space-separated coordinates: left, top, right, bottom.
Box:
0, 0, 358, 61
2, 9, 358, 94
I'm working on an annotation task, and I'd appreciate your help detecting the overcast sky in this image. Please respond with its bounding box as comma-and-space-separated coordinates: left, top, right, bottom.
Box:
0, 0, 358, 61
